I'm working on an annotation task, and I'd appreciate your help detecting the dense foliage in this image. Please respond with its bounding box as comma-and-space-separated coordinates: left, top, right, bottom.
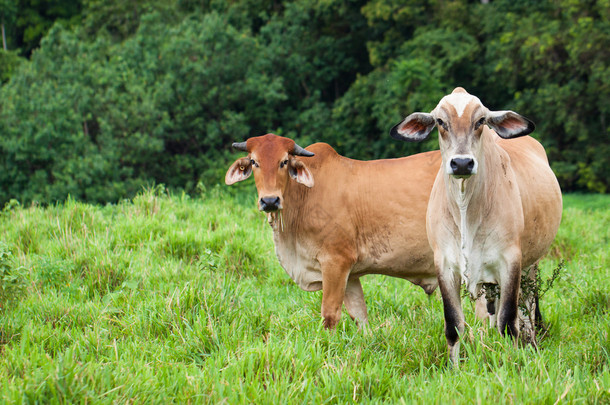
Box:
0, 0, 608, 204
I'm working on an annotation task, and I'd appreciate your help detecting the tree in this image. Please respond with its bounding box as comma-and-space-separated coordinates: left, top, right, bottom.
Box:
0, 0, 608, 204
476, 0, 610, 192
13, 0, 83, 56
0, 0, 17, 50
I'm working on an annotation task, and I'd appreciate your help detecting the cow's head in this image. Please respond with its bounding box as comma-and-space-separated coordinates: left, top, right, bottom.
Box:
225, 133, 314, 212
390, 87, 535, 178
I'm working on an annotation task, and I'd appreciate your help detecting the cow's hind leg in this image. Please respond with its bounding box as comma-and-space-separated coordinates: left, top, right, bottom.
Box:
534, 294, 544, 331
519, 263, 542, 345
474, 295, 499, 329
527, 262, 545, 332
474, 295, 490, 323
343, 278, 368, 327
497, 260, 521, 340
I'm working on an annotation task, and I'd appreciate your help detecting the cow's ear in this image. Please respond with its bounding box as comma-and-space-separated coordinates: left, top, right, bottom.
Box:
225, 157, 252, 185
486, 110, 535, 139
289, 158, 314, 188
390, 113, 436, 142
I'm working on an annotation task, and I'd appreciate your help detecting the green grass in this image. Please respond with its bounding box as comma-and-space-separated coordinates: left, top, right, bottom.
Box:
0, 187, 608, 403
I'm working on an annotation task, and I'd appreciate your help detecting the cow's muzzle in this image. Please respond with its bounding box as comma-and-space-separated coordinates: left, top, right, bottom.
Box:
259, 196, 281, 212
449, 156, 477, 177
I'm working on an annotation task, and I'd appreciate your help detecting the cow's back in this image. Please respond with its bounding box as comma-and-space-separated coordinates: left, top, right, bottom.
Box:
497, 136, 562, 266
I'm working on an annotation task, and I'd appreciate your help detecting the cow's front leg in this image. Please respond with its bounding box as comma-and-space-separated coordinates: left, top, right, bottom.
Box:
320, 257, 352, 329
438, 265, 465, 365
343, 277, 368, 327
497, 257, 521, 340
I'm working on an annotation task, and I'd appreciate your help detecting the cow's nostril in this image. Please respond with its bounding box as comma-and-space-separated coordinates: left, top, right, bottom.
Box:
260, 196, 281, 212
450, 160, 459, 172
450, 158, 475, 176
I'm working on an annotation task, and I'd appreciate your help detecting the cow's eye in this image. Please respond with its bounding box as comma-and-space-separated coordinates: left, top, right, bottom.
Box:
474, 117, 486, 130
280, 159, 289, 169
250, 159, 258, 168
437, 118, 447, 130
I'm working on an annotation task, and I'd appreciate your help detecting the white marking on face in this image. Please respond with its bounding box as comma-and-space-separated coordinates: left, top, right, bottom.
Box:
441, 93, 482, 118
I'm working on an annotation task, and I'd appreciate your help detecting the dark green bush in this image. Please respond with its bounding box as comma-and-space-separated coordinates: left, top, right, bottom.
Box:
0, 242, 28, 310
0, 0, 607, 205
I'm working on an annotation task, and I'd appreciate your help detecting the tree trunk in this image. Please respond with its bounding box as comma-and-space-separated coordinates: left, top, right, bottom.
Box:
1, 19, 6, 51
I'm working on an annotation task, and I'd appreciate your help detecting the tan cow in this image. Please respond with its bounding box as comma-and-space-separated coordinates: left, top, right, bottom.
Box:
390, 88, 562, 364
225, 133, 441, 328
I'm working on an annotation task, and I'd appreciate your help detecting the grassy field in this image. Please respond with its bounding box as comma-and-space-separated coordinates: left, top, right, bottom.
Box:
0, 188, 608, 403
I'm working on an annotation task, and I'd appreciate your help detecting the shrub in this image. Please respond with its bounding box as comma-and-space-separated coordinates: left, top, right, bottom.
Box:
0, 242, 28, 310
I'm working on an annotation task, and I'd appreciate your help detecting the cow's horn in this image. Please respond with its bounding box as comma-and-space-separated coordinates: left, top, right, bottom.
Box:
232, 141, 248, 152
293, 144, 314, 157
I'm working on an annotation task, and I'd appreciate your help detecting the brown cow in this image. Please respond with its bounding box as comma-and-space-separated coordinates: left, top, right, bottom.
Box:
390, 88, 562, 364
226, 133, 441, 328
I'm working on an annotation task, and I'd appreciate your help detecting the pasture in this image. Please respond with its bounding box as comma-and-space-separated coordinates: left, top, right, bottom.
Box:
0, 188, 608, 403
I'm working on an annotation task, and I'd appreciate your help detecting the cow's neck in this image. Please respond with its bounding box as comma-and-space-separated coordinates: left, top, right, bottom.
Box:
443, 131, 500, 288
445, 174, 481, 286
266, 180, 310, 237
267, 211, 285, 232
444, 161, 487, 224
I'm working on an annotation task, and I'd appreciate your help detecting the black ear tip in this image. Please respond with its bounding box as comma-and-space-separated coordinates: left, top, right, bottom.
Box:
528, 120, 536, 133
389, 123, 403, 140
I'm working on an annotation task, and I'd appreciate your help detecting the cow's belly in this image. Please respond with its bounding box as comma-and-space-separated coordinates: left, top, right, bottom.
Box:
273, 234, 438, 293
351, 249, 438, 293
